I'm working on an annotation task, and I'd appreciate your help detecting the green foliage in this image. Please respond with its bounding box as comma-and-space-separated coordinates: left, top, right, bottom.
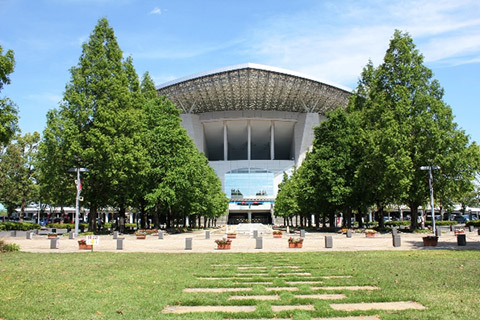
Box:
466, 220, 480, 227
0, 45, 18, 146
46, 223, 74, 229
0, 240, 20, 252
425, 220, 457, 226
0, 132, 40, 218
0, 222, 41, 230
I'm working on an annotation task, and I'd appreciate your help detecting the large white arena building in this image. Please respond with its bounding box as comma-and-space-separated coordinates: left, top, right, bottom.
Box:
157, 63, 351, 224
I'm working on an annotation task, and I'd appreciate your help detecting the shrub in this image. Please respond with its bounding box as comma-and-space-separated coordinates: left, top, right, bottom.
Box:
46, 223, 74, 229
466, 220, 480, 227
0, 240, 20, 252
425, 220, 457, 226
0, 222, 41, 231
384, 221, 410, 227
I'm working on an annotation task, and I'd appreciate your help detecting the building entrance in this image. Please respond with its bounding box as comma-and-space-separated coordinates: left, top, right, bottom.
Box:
228, 212, 272, 224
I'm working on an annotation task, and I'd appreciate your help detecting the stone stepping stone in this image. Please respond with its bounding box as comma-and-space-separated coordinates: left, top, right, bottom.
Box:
265, 287, 299, 291
238, 266, 267, 269
286, 281, 324, 284
279, 272, 312, 276
183, 288, 253, 293
162, 305, 256, 314
330, 301, 426, 311
311, 317, 382, 320
319, 275, 353, 279
273, 266, 300, 269
197, 277, 237, 280
228, 295, 280, 301
236, 273, 269, 276
294, 293, 346, 300
271, 304, 315, 312
311, 286, 379, 291
236, 281, 273, 284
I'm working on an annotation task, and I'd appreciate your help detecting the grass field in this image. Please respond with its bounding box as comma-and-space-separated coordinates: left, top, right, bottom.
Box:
1, 250, 479, 319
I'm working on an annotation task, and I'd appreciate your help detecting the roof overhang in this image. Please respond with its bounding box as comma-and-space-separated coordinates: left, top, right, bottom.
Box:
157, 63, 351, 114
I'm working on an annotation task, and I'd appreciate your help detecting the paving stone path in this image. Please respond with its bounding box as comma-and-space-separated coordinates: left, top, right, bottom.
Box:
162, 260, 427, 319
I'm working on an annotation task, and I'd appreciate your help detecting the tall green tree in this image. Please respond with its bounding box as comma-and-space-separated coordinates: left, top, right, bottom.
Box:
353, 30, 480, 229
0, 133, 40, 219
0, 45, 18, 147
39, 18, 147, 231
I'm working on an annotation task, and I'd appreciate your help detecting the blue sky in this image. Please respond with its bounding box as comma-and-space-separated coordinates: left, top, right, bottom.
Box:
1, 0, 480, 143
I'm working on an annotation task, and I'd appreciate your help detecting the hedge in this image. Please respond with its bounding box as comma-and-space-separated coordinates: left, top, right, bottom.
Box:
425, 220, 457, 226
0, 222, 41, 231
384, 221, 410, 227
466, 220, 480, 227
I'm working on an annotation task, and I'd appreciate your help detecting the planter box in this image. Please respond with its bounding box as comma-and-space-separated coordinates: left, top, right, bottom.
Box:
273, 234, 282, 238
365, 233, 375, 238
47, 234, 57, 239
288, 242, 303, 248
423, 236, 438, 246
136, 235, 146, 239
217, 243, 231, 250
227, 233, 236, 239
79, 244, 93, 250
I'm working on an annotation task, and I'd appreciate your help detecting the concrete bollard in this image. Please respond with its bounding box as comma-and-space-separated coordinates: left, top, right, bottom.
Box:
158, 231, 164, 239
393, 235, 401, 247
468, 225, 474, 232
205, 231, 210, 239
300, 229, 306, 238
113, 231, 119, 239
11, 230, 16, 237
457, 234, 466, 246
346, 230, 353, 238
255, 237, 263, 249
50, 237, 59, 249
253, 230, 258, 239
325, 236, 333, 248
185, 238, 192, 250
26, 231, 32, 240
435, 226, 442, 237
116, 238, 124, 250
69, 231, 75, 240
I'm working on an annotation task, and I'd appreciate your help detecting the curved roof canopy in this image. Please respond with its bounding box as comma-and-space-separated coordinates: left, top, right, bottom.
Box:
157, 63, 351, 114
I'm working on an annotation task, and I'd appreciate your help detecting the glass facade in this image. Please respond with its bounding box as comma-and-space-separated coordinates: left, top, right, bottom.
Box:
225, 168, 274, 198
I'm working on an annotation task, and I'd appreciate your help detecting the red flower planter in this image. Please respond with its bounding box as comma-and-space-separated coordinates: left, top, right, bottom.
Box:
136, 235, 146, 239
217, 243, 231, 250
273, 234, 282, 238
288, 242, 303, 248
365, 232, 375, 238
227, 233, 236, 239
79, 244, 93, 250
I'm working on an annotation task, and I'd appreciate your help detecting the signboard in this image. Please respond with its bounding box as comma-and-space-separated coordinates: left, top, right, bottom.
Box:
86, 235, 100, 246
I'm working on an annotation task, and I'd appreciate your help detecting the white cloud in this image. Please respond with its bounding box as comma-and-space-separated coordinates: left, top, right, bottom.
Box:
245, 0, 480, 87
150, 7, 161, 15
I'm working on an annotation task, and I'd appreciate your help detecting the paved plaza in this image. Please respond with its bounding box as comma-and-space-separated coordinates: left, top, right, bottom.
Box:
1, 226, 479, 253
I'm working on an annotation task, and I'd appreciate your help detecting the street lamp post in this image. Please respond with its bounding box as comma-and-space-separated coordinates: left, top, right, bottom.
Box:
68, 168, 89, 237
420, 165, 440, 232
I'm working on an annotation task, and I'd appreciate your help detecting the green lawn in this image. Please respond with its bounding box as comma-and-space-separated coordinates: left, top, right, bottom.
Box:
0, 250, 479, 319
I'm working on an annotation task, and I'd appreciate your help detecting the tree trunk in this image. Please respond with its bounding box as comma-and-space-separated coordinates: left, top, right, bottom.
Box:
152, 204, 160, 229
118, 206, 126, 233
409, 203, 419, 230
344, 208, 352, 229
329, 212, 335, 230
88, 205, 97, 232
376, 206, 385, 229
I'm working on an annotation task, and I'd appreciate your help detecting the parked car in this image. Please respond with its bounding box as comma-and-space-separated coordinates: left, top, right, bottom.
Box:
453, 215, 470, 224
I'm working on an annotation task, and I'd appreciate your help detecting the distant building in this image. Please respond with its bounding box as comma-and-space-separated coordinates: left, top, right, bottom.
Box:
157, 63, 351, 224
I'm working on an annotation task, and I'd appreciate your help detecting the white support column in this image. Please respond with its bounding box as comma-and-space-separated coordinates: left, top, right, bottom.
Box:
270, 121, 275, 160
223, 121, 228, 161
247, 120, 251, 161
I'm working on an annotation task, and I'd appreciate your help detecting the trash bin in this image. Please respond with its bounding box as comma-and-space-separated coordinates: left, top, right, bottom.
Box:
392, 235, 401, 247
255, 237, 263, 249
116, 238, 124, 250
325, 236, 333, 248
346, 230, 353, 238
50, 237, 59, 249
457, 234, 466, 246
185, 238, 192, 250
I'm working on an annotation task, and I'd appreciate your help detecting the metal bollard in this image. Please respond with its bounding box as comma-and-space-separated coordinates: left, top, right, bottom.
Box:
255, 237, 263, 249
300, 229, 306, 238
116, 238, 124, 250
50, 237, 59, 249
435, 226, 442, 237
346, 230, 353, 238
185, 238, 192, 250
205, 231, 210, 239
11, 230, 16, 237
393, 235, 401, 247
457, 234, 466, 246
253, 230, 258, 239
113, 231, 119, 239
325, 236, 333, 248
69, 231, 75, 240
158, 231, 164, 239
